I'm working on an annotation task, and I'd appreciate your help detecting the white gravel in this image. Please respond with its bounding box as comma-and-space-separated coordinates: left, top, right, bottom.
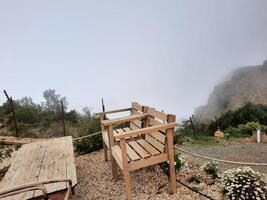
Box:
72, 150, 222, 200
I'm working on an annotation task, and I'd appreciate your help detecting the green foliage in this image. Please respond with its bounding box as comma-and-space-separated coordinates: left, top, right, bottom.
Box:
16, 106, 38, 124
224, 122, 265, 138
74, 134, 103, 154
224, 127, 243, 138
201, 161, 219, 179
160, 153, 186, 176
209, 103, 267, 132
222, 167, 266, 200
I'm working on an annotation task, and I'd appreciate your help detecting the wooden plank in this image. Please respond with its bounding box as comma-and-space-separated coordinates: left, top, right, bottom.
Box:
148, 117, 164, 126
123, 127, 131, 132
14, 143, 42, 200
116, 128, 130, 140
120, 138, 133, 200
147, 107, 167, 121
131, 102, 142, 111
0, 137, 77, 200
126, 144, 140, 161
166, 114, 177, 193
129, 154, 168, 171
101, 113, 148, 126
95, 107, 131, 116
130, 122, 139, 130
115, 122, 177, 140
148, 131, 166, 144
128, 141, 150, 158
23, 143, 47, 199
111, 145, 123, 170
131, 119, 142, 128
65, 136, 77, 186
38, 138, 60, 194
102, 131, 109, 147
145, 134, 165, 153
136, 139, 160, 156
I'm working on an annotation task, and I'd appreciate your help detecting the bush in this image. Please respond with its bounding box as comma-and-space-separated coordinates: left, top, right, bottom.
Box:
224, 126, 244, 138
74, 134, 103, 154
160, 153, 186, 175
0, 144, 13, 162
201, 161, 219, 179
238, 121, 261, 135
221, 167, 266, 200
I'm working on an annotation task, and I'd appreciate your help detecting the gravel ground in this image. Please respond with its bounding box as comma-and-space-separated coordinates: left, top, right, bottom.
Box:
72, 150, 222, 200
179, 142, 267, 175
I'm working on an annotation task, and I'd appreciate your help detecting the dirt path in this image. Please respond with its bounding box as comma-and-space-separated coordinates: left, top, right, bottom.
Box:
176, 142, 267, 179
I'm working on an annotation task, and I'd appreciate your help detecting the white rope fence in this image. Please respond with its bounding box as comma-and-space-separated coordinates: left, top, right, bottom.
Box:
174, 146, 267, 166
72, 131, 102, 141
72, 123, 122, 141
72, 127, 267, 166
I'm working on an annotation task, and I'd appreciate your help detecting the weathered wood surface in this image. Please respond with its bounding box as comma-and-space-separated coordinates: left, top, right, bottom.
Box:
0, 136, 77, 200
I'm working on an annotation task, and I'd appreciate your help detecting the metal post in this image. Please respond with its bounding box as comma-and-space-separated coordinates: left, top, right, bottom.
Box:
3, 90, 19, 137
61, 101, 66, 136
189, 116, 197, 139
101, 98, 106, 120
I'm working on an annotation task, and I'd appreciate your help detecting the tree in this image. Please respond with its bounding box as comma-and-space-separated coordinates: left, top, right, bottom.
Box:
16, 106, 38, 124
65, 110, 79, 123
83, 107, 92, 118
17, 97, 37, 108
41, 89, 68, 113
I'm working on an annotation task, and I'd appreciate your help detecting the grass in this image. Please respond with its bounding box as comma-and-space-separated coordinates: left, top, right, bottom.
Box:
183, 134, 217, 145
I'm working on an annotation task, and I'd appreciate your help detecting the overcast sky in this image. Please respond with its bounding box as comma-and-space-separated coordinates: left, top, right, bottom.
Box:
0, 0, 267, 120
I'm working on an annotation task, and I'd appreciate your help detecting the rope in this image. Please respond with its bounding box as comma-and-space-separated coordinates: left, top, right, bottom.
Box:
72, 131, 102, 141
174, 146, 267, 166
72, 123, 121, 141
176, 178, 215, 200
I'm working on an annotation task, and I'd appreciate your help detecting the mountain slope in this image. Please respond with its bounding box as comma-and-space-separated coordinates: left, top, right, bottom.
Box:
195, 60, 267, 121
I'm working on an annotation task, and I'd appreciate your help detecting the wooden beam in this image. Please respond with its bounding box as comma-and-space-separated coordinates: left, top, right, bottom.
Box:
166, 114, 177, 194
95, 108, 132, 116
101, 113, 149, 126
115, 122, 177, 140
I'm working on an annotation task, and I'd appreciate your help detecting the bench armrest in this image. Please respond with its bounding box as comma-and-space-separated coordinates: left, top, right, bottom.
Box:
95, 107, 132, 117
114, 122, 177, 139
101, 113, 149, 126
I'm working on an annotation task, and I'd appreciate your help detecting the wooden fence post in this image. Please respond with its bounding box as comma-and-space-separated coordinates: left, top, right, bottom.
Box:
3, 90, 19, 137
61, 100, 66, 136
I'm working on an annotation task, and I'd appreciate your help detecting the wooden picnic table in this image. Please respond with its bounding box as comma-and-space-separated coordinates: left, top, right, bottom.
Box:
0, 136, 77, 200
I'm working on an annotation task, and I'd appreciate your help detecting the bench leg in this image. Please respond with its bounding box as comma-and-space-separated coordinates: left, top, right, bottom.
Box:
168, 158, 177, 194
123, 168, 132, 200
110, 153, 118, 181
103, 143, 108, 162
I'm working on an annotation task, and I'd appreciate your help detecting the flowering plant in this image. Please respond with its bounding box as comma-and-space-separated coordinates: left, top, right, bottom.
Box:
201, 161, 219, 179
160, 153, 186, 175
221, 167, 266, 200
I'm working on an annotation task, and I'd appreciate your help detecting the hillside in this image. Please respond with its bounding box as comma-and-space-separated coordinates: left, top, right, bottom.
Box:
195, 60, 267, 121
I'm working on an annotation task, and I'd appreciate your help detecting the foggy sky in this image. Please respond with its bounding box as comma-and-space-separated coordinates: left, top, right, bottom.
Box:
0, 0, 267, 121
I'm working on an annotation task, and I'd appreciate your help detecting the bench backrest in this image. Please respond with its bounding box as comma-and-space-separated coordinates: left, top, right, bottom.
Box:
145, 107, 174, 153
130, 102, 144, 130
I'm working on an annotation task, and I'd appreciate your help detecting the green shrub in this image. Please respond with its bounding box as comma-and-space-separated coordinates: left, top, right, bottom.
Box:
224, 126, 244, 138
238, 121, 260, 135
221, 167, 266, 200
0, 144, 13, 163
160, 153, 186, 175
74, 134, 103, 154
201, 161, 219, 179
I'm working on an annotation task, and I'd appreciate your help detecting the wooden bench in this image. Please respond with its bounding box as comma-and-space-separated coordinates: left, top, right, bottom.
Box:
98, 103, 177, 200
97, 102, 145, 162
0, 136, 77, 200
